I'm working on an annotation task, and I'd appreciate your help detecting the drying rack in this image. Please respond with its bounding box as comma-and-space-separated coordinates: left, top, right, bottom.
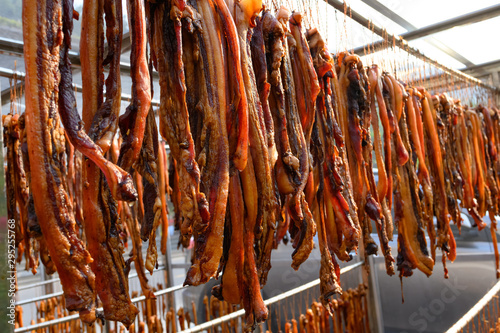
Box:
13, 261, 365, 333
2, 1, 500, 333
446, 280, 500, 333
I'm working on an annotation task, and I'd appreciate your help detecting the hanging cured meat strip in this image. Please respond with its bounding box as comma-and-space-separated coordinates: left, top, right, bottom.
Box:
366, 65, 394, 274
159, 142, 170, 256
249, 12, 281, 284
395, 103, 434, 278
23, 0, 96, 322
226, 0, 278, 283
59, 0, 135, 202
150, 0, 210, 250
118, 0, 152, 171
277, 8, 316, 270
133, 108, 162, 273
80, 0, 139, 326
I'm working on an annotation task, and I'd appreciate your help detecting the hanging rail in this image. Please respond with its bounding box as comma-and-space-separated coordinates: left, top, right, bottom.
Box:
16, 265, 165, 294
0, 67, 161, 106
325, 0, 499, 93
445, 279, 500, 333
13, 283, 188, 333
178, 260, 364, 333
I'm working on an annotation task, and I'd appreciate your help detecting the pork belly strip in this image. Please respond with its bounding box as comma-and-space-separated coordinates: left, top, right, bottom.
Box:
250, 13, 277, 167
134, 108, 162, 274
159, 141, 170, 256
249, 13, 281, 285
3, 114, 29, 267
79, 0, 138, 326
211, 0, 248, 172
59, 0, 135, 202
228, 0, 278, 284
309, 30, 361, 261
272, 8, 310, 199
120, 0, 160, 245
150, 0, 209, 248
394, 109, 434, 277
22, 0, 96, 322
159, 0, 230, 285
118, 0, 152, 171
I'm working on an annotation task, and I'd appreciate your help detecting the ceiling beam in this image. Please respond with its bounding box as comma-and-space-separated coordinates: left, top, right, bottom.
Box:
355, 1, 500, 69
462, 59, 500, 75
360, 0, 474, 67
0, 36, 158, 79
326, 0, 498, 93
402, 4, 500, 41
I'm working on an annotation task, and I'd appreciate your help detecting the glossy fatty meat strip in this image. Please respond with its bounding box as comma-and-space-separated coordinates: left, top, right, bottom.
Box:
435, 94, 462, 230
419, 88, 452, 264
151, 0, 230, 285
120, 0, 162, 264
226, 0, 278, 283
59, 0, 135, 202
215, 169, 267, 330
269, 7, 315, 270
215, 175, 245, 306
453, 100, 485, 228
250, 15, 278, 167
158, 142, 170, 256
3, 114, 28, 264
133, 108, 162, 273
287, 10, 320, 225
266, 8, 309, 199
249, 12, 282, 284
19, 114, 40, 273
308, 29, 360, 260
405, 89, 435, 263
365, 66, 394, 274
327, 55, 361, 248
394, 108, 434, 277
150, 0, 210, 250
466, 110, 488, 218
80, 0, 138, 326
341, 56, 378, 255
211, 0, 249, 173
288, 12, 320, 142
118, 0, 152, 171
240, 154, 269, 329
22, 0, 96, 322
182, 0, 232, 285
383, 74, 409, 168
315, 168, 342, 308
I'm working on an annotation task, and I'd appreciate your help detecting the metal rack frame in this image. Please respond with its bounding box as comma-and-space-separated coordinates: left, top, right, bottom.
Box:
178, 261, 364, 333
14, 261, 364, 333
446, 280, 500, 333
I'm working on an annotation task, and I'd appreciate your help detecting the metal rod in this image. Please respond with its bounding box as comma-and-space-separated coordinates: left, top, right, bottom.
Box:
325, 0, 498, 93
445, 279, 500, 333
14, 282, 189, 333
0, 37, 159, 78
17, 266, 166, 291
16, 291, 65, 306
401, 4, 500, 41
0, 67, 160, 106
178, 261, 364, 333
16, 266, 166, 304
360, 0, 474, 67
